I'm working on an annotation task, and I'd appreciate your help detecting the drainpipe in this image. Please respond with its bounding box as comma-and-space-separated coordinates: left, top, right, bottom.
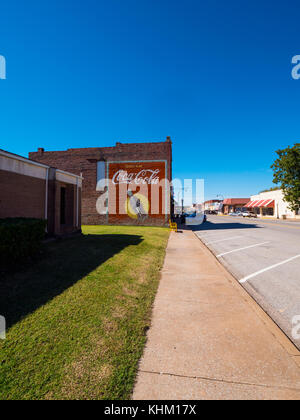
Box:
76, 177, 79, 228
45, 168, 49, 232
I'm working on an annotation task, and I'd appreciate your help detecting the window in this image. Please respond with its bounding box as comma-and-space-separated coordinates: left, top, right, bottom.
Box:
97, 161, 106, 190
262, 207, 274, 216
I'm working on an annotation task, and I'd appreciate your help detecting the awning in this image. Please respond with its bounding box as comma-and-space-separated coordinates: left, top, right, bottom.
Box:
245, 200, 260, 208
259, 199, 275, 208
244, 201, 252, 208
244, 199, 275, 208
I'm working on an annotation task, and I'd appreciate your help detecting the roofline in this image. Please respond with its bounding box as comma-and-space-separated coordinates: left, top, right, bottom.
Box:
31, 139, 171, 153
0, 149, 83, 180
0, 149, 50, 169
56, 168, 83, 180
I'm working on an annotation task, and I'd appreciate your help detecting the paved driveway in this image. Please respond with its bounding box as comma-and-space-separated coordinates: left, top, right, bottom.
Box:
193, 215, 300, 349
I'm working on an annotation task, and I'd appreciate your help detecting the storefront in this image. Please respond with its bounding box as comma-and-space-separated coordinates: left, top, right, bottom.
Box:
245, 189, 300, 219
244, 198, 275, 217
222, 198, 250, 214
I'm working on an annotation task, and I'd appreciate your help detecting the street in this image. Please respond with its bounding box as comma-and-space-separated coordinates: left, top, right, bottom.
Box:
193, 215, 300, 349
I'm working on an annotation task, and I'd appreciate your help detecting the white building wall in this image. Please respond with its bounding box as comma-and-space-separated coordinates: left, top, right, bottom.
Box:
251, 190, 297, 219
0, 152, 48, 180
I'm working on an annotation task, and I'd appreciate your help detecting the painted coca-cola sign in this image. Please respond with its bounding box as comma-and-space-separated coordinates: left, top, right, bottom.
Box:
112, 169, 160, 185
108, 160, 167, 221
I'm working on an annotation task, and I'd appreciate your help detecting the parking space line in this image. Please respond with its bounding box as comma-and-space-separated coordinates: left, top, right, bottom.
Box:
196, 233, 231, 241
205, 236, 243, 245
239, 254, 300, 284
216, 242, 270, 258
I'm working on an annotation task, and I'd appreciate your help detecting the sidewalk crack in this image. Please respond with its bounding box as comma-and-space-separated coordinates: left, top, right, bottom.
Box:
139, 369, 300, 392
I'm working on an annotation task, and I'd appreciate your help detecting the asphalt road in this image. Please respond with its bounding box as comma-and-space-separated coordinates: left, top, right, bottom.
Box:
193, 215, 300, 349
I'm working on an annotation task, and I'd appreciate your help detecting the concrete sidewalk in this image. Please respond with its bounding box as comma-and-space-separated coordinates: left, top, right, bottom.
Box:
133, 229, 300, 400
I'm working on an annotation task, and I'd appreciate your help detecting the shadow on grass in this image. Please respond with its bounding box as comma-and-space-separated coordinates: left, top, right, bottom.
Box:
0, 234, 142, 329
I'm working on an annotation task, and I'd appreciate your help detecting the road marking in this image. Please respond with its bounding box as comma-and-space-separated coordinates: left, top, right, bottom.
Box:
197, 233, 233, 240
205, 236, 242, 245
239, 254, 300, 284
216, 242, 270, 258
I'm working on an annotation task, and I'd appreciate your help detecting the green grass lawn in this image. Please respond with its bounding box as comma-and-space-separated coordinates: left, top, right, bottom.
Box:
0, 225, 169, 400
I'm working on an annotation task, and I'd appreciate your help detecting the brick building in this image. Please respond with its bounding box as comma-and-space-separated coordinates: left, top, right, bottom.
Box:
0, 149, 82, 236
222, 198, 250, 214
29, 137, 173, 226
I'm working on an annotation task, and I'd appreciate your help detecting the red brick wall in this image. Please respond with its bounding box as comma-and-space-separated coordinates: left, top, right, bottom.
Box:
0, 167, 82, 235
0, 169, 46, 219
29, 139, 172, 226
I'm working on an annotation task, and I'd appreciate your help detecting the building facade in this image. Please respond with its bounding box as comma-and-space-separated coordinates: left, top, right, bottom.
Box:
245, 189, 300, 219
203, 199, 222, 213
222, 198, 250, 214
0, 149, 82, 235
29, 137, 172, 226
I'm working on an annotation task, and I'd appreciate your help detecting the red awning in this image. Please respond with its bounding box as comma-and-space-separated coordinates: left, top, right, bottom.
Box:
245, 200, 259, 208
244, 199, 275, 208
244, 200, 274, 209
255, 200, 266, 207
259, 199, 275, 208
244, 201, 253, 208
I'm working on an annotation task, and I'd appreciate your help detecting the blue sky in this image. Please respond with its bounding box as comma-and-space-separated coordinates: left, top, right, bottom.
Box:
1, 0, 300, 200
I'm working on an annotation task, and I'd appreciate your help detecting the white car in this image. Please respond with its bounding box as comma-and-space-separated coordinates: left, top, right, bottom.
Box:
185, 212, 206, 225
242, 211, 257, 218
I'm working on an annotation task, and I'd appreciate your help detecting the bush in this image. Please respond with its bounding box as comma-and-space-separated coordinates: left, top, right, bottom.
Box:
0, 218, 47, 267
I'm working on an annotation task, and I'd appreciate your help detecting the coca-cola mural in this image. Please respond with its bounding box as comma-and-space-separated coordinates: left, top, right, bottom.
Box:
108, 161, 168, 222
112, 169, 160, 185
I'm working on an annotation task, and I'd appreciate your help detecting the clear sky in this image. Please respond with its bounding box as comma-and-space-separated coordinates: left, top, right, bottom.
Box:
1, 0, 300, 200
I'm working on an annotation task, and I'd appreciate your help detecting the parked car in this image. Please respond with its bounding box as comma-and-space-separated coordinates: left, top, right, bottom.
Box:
185, 212, 206, 226
183, 212, 196, 218
229, 211, 242, 216
242, 211, 257, 218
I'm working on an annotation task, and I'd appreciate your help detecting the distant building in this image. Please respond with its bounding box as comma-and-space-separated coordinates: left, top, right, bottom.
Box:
222, 198, 250, 214
174, 205, 195, 215
192, 203, 204, 212
29, 138, 172, 226
174, 205, 182, 215
203, 199, 222, 213
245, 190, 300, 219
0, 149, 82, 236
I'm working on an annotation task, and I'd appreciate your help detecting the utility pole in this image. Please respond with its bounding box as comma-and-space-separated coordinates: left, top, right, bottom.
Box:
181, 187, 189, 215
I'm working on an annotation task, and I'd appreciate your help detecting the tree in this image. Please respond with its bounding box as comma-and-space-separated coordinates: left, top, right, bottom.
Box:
271, 144, 300, 213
